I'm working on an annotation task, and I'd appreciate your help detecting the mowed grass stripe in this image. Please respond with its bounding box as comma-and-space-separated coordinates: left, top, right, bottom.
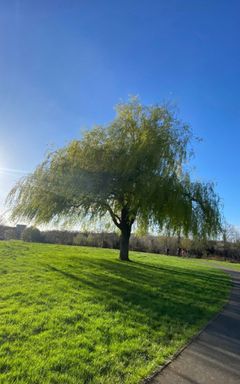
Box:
0, 241, 230, 384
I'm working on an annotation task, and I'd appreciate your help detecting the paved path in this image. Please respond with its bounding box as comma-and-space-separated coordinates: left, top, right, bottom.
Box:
150, 269, 240, 384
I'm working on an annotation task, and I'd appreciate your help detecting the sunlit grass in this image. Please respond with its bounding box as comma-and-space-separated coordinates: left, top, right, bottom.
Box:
199, 258, 240, 271
0, 241, 230, 384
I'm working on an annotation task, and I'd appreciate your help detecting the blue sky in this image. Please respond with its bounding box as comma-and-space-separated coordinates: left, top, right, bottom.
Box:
0, 0, 239, 227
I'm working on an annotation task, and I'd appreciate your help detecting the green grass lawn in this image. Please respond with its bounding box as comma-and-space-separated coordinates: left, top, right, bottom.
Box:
0, 241, 231, 384
199, 258, 240, 271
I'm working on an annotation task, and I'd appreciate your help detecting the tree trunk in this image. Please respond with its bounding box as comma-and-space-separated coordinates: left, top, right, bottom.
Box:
118, 206, 134, 261
119, 225, 131, 261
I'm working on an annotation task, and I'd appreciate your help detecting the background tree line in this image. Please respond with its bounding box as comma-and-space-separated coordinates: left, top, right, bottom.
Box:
1, 224, 240, 262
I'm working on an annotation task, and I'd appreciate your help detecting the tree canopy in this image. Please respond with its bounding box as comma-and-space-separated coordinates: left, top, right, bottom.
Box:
7, 98, 222, 260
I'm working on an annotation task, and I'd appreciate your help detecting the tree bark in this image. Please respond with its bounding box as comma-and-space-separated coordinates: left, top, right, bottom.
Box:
119, 206, 133, 261
119, 224, 131, 261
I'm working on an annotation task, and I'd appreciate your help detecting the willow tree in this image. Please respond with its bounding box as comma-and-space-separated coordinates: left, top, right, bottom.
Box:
7, 98, 222, 261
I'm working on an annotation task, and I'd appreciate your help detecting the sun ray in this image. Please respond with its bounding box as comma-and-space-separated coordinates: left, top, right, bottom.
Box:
0, 167, 29, 175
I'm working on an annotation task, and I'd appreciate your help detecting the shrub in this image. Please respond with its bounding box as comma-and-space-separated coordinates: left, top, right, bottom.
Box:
22, 227, 42, 243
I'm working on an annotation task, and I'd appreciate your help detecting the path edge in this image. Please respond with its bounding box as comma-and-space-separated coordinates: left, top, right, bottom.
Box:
141, 270, 233, 384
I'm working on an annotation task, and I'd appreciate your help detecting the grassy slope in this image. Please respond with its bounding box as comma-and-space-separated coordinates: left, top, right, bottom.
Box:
199, 259, 240, 271
0, 241, 230, 384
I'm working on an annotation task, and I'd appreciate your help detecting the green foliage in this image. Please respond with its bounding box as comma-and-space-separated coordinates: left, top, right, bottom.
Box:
0, 241, 230, 384
7, 98, 222, 251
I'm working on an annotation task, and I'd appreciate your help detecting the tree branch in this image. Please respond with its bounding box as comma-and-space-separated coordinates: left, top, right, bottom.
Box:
105, 204, 121, 229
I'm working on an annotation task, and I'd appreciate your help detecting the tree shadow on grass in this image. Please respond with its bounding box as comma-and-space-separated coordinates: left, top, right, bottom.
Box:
46, 256, 230, 332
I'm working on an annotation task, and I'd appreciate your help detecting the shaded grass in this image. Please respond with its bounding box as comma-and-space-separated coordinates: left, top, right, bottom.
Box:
0, 241, 230, 384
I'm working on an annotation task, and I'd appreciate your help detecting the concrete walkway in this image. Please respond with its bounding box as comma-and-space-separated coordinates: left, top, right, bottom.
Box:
150, 269, 240, 384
